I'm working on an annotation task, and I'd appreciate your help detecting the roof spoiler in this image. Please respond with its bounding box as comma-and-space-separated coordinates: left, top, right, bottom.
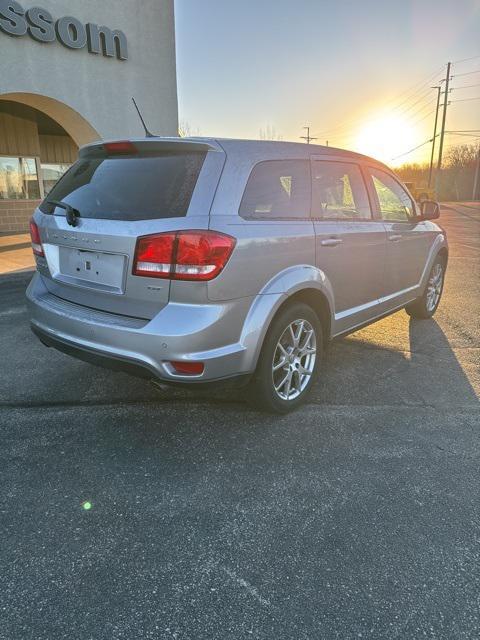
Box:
79, 138, 219, 159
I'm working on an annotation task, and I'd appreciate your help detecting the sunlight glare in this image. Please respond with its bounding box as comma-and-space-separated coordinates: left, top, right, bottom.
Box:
354, 116, 418, 165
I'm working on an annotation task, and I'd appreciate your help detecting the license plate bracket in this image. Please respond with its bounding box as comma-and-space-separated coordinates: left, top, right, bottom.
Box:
58, 247, 126, 294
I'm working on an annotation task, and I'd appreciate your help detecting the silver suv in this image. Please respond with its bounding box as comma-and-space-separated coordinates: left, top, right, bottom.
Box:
27, 138, 447, 412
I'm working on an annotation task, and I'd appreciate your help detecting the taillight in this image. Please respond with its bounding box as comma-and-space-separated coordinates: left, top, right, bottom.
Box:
133, 230, 235, 281
133, 233, 175, 277
29, 219, 44, 257
174, 231, 236, 280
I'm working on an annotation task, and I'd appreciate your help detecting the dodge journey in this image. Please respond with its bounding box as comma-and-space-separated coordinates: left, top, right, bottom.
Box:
27, 138, 447, 412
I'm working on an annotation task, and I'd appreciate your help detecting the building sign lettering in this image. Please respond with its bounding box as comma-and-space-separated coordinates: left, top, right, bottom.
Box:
0, 0, 128, 60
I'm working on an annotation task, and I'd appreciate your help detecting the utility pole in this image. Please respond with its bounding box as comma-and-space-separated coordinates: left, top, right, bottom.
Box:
300, 127, 317, 144
473, 143, 480, 201
427, 86, 442, 188
435, 62, 451, 197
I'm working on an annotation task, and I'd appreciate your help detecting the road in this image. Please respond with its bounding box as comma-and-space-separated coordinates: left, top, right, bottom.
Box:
0, 203, 479, 639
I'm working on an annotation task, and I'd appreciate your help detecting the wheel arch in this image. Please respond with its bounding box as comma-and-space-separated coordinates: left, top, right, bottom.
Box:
240, 285, 333, 375
239, 264, 334, 374
437, 246, 449, 266
268, 288, 331, 347
418, 234, 448, 292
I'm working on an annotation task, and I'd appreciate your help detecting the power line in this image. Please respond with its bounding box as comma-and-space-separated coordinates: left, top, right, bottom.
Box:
452, 54, 480, 65
331, 97, 440, 147
391, 91, 436, 117
443, 138, 480, 151
400, 98, 439, 121
390, 138, 433, 161
450, 96, 480, 103
383, 66, 445, 111
445, 132, 480, 137
328, 107, 438, 149
388, 84, 439, 116
355, 88, 436, 130
411, 108, 436, 127
445, 135, 480, 142
311, 66, 444, 138
314, 92, 438, 144
310, 61, 479, 159
327, 97, 470, 151
450, 83, 480, 90
364, 91, 437, 133
451, 69, 480, 78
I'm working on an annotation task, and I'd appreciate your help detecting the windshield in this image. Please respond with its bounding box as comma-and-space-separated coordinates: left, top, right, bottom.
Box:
39, 152, 206, 220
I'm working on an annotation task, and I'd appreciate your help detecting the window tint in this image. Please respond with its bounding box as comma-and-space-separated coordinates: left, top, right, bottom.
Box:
239, 160, 311, 219
39, 152, 206, 220
370, 168, 414, 222
312, 161, 371, 219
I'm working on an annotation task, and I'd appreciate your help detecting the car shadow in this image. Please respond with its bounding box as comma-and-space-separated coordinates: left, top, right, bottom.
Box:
147, 314, 479, 414
312, 314, 478, 409
406, 317, 478, 407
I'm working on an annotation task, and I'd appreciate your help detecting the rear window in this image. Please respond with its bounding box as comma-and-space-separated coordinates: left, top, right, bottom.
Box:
39, 152, 206, 220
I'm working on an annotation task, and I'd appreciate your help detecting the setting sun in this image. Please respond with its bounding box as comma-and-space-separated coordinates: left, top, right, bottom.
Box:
354, 115, 418, 166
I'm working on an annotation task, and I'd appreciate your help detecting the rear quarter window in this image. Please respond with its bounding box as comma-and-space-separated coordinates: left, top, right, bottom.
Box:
39, 152, 206, 221
239, 160, 311, 219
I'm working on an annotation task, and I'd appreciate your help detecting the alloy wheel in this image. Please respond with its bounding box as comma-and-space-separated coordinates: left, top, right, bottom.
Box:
426, 263, 443, 312
272, 319, 317, 401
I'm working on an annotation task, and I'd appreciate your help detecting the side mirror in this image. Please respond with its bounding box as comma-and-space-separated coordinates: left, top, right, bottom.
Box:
420, 200, 440, 220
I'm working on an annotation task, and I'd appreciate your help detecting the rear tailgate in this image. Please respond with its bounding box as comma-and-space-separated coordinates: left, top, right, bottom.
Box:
33, 139, 224, 319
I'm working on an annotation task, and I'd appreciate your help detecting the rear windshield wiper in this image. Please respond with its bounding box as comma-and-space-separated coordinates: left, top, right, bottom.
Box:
47, 200, 81, 227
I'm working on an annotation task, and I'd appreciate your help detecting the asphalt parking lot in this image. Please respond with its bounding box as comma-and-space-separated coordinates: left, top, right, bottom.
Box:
1, 203, 479, 639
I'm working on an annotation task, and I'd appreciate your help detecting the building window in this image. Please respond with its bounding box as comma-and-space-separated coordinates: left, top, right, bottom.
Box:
41, 163, 72, 196
0, 157, 41, 200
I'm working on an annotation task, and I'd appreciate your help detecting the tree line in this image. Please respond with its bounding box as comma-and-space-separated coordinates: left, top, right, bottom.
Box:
396, 144, 479, 201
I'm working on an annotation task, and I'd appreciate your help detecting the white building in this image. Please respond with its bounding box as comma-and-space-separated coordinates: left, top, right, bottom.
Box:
0, 0, 178, 231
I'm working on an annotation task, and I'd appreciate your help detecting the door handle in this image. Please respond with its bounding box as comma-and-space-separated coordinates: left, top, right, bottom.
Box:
320, 237, 343, 247
388, 234, 402, 242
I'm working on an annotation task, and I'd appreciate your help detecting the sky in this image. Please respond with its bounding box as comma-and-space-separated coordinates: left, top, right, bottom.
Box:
175, 0, 480, 165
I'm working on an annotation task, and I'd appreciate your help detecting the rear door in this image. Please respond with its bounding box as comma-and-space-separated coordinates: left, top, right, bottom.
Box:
34, 140, 224, 319
208, 158, 315, 301
366, 167, 431, 299
311, 158, 386, 333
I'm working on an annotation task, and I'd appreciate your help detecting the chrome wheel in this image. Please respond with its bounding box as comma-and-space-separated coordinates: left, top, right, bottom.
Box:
272, 319, 317, 401
426, 263, 443, 312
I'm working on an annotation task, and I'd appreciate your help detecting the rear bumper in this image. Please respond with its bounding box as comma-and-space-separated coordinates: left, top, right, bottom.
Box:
26, 273, 255, 384
31, 324, 251, 389
31, 323, 155, 379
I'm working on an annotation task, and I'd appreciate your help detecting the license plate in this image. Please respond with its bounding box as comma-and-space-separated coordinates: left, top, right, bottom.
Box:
58, 247, 126, 292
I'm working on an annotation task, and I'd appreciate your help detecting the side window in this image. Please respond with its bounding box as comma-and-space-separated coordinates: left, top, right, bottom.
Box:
239, 160, 311, 219
370, 168, 415, 222
312, 161, 371, 220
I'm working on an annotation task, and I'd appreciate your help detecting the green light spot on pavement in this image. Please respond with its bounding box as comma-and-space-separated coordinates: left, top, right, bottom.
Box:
82, 501, 92, 511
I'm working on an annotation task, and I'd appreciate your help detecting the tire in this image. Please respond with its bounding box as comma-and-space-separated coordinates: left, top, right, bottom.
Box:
246, 302, 323, 413
405, 256, 445, 319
